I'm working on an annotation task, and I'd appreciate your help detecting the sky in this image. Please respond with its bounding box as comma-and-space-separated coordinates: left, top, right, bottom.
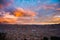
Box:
0, 0, 60, 16
0, 0, 59, 15
0, 0, 60, 24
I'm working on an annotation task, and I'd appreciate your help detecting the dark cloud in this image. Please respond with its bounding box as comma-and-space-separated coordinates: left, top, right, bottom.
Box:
0, 0, 13, 8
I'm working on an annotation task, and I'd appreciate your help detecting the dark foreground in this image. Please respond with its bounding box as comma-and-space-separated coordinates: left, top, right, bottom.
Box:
0, 24, 60, 40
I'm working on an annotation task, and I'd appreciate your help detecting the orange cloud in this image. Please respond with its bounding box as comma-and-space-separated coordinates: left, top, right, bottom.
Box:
0, 7, 36, 24
13, 8, 36, 17
45, 16, 60, 23
0, 12, 17, 24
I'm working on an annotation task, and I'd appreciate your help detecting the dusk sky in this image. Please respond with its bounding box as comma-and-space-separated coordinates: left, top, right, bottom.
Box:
0, 0, 60, 16
0, 0, 60, 24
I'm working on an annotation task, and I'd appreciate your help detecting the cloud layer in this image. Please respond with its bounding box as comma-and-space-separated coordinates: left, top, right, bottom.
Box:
0, 0, 60, 24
